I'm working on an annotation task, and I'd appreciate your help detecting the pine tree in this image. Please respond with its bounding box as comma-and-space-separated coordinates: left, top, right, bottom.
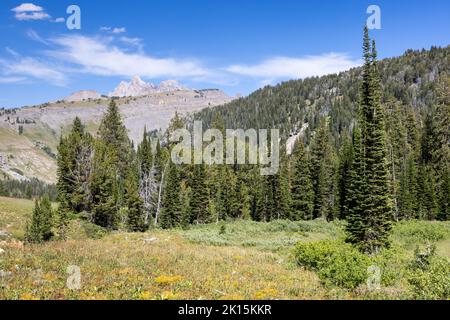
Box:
290, 139, 314, 220
310, 118, 334, 219
97, 100, 131, 177
417, 164, 438, 220
160, 161, 183, 229
345, 126, 367, 245
56, 200, 70, 240
239, 182, 252, 220
90, 142, 119, 229
190, 163, 210, 224
125, 160, 147, 232
39, 194, 54, 241
337, 135, 353, 220
346, 28, 392, 253
398, 153, 419, 219
275, 148, 292, 220
431, 76, 449, 221
26, 199, 43, 243
56, 117, 93, 214
90, 100, 132, 229
25, 195, 53, 243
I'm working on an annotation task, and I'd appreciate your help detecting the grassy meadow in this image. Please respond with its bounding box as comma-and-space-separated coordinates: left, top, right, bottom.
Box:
0, 196, 448, 300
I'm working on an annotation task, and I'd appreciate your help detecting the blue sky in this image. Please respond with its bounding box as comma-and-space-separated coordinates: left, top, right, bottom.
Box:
0, 0, 449, 108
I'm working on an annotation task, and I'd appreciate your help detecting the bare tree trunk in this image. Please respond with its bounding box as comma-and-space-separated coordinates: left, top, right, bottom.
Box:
154, 161, 169, 226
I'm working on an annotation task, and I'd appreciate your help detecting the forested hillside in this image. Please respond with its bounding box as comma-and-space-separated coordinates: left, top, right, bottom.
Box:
196, 46, 449, 145
3, 31, 449, 301
191, 44, 449, 225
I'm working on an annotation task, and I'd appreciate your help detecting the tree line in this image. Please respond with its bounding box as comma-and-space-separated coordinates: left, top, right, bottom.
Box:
26, 29, 449, 254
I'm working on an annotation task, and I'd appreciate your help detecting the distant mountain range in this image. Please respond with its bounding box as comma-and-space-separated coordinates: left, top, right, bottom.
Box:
1, 46, 448, 184
0, 78, 233, 183
64, 76, 188, 102
108, 76, 187, 98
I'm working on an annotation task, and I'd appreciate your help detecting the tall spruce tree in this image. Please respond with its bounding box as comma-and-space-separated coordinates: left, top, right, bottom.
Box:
431, 76, 449, 220
160, 161, 183, 229
125, 158, 147, 232
56, 117, 93, 214
290, 139, 314, 220
90, 141, 120, 229
345, 126, 367, 245
337, 135, 353, 220
346, 28, 392, 253
91, 100, 132, 229
310, 118, 335, 219
190, 163, 210, 224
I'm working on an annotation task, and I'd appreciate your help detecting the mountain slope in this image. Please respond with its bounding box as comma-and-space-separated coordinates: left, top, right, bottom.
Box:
0, 88, 233, 183
195, 46, 450, 145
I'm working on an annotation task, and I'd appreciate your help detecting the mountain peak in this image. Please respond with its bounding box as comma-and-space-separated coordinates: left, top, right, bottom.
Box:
65, 90, 102, 102
108, 77, 186, 97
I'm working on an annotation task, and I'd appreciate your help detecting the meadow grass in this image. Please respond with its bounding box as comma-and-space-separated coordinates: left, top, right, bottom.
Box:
0, 197, 448, 300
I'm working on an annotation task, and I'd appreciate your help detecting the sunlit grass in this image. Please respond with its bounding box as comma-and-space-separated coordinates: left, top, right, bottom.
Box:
0, 197, 448, 300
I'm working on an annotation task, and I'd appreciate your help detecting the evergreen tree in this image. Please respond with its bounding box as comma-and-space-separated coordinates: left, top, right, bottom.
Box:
417, 164, 438, 220
190, 163, 210, 224
56, 200, 70, 240
56, 117, 93, 214
431, 76, 449, 221
290, 139, 314, 220
239, 182, 252, 220
25, 195, 53, 243
26, 199, 43, 243
337, 135, 353, 220
97, 100, 131, 178
160, 161, 183, 229
310, 118, 334, 219
39, 194, 54, 241
91, 100, 132, 229
125, 160, 147, 232
275, 149, 292, 220
90, 142, 119, 229
345, 126, 367, 245
347, 28, 392, 253
398, 153, 419, 219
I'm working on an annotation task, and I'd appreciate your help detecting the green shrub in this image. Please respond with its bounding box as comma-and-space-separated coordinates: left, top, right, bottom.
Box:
393, 220, 450, 244
406, 245, 450, 300
407, 257, 450, 300
82, 222, 108, 239
219, 222, 226, 235
370, 246, 407, 287
294, 240, 371, 289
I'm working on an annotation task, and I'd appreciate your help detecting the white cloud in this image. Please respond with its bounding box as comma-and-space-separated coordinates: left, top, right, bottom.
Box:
5, 47, 20, 57
0, 76, 26, 84
46, 35, 209, 79
14, 11, 50, 21
26, 29, 48, 45
11, 3, 43, 12
100, 26, 126, 34
0, 56, 67, 86
11, 3, 51, 21
226, 53, 361, 79
119, 36, 144, 51
53, 17, 65, 23
112, 27, 126, 34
